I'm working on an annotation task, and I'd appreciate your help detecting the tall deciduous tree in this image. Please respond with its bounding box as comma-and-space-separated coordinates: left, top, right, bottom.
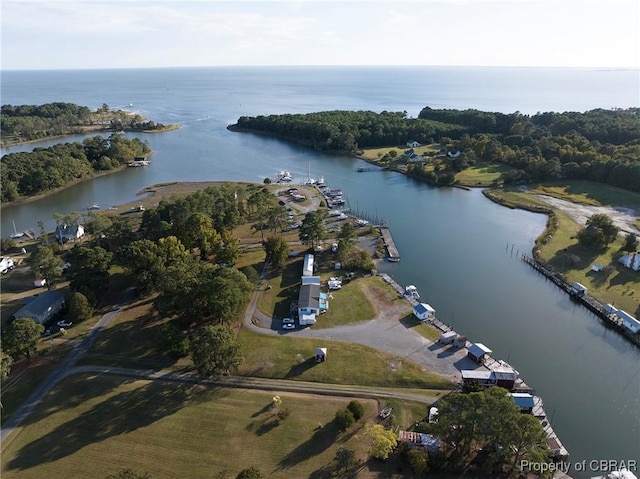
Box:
66, 245, 113, 304
362, 424, 397, 460
67, 292, 93, 323
189, 324, 242, 376
29, 245, 64, 289
577, 213, 619, 248
5, 318, 44, 360
263, 236, 289, 269
298, 210, 327, 248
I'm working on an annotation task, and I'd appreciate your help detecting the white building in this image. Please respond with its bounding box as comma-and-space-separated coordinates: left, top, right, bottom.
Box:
0, 256, 15, 274
617, 310, 640, 334
413, 303, 436, 321
302, 254, 314, 277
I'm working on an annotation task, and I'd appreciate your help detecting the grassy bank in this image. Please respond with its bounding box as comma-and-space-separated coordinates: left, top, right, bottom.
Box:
484, 185, 640, 316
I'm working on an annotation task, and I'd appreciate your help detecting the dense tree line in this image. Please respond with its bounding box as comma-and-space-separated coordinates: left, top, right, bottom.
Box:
1, 135, 151, 201
1, 102, 168, 143
419, 107, 640, 191
231, 107, 640, 192
231, 110, 465, 151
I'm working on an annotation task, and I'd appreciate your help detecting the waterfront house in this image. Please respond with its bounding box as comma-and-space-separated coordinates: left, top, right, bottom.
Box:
511, 393, 535, 413
618, 252, 640, 271
461, 367, 518, 390
413, 303, 436, 321
13, 290, 65, 325
467, 342, 492, 363
302, 254, 314, 277
55, 224, 85, 244
406, 140, 421, 148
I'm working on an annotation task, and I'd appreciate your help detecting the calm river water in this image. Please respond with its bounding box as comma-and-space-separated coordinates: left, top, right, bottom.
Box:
1, 67, 639, 473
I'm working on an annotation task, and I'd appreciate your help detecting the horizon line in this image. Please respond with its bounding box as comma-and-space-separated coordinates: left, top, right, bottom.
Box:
3, 64, 639, 72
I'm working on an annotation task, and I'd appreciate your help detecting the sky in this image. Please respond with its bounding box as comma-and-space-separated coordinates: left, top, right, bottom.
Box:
1, 0, 639, 70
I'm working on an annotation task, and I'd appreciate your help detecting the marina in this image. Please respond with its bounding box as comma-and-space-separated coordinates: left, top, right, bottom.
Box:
380, 271, 570, 460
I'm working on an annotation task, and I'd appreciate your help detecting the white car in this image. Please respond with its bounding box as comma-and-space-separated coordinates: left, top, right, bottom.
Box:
282, 323, 295, 330
282, 318, 294, 324
57, 320, 73, 327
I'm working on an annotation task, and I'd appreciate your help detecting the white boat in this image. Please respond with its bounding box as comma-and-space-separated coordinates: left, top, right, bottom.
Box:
10, 220, 25, 239
405, 285, 420, 299
317, 175, 326, 186
88, 204, 100, 210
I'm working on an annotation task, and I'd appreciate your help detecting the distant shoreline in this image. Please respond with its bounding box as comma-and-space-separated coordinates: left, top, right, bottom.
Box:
1, 124, 180, 148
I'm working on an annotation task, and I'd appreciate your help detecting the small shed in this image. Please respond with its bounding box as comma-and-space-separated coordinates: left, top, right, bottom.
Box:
413, 303, 436, 321
428, 407, 439, 423
512, 393, 535, 413
315, 347, 327, 362
467, 342, 492, 363
438, 331, 457, 344
571, 282, 588, 296
406, 140, 421, 148
617, 310, 640, 334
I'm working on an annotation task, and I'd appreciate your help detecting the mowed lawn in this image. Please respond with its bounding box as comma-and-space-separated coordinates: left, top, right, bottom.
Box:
1, 373, 382, 479
237, 329, 454, 390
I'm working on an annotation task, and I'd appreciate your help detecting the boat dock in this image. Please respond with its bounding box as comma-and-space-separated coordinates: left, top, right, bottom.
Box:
522, 254, 640, 348
378, 226, 400, 262
380, 268, 570, 460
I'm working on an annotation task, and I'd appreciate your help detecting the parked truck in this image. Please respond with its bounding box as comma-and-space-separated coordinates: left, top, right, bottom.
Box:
0, 256, 15, 274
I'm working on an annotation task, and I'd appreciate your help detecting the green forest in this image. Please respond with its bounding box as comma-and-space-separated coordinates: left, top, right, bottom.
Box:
1, 135, 151, 201
1, 102, 168, 145
230, 107, 640, 192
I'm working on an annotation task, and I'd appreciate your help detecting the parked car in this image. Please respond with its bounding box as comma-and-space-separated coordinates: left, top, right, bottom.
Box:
282, 323, 295, 330
282, 318, 294, 324
57, 320, 73, 327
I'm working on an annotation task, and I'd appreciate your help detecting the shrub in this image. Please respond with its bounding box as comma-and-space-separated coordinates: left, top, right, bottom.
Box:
334, 407, 355, 431
347, 400, 364, 421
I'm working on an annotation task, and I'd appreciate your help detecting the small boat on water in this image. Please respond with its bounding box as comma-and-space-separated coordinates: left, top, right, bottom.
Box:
10, 220, 25, 239
88, 204, 100, 210
317, 175, 326, 186
405, 285, 420, 299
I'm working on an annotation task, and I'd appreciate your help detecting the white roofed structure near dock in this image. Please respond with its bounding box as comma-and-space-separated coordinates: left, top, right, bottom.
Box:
413, 303, 435, 321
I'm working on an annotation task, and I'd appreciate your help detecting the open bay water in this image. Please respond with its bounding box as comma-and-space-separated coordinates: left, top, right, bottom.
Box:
1, 67, 639, 473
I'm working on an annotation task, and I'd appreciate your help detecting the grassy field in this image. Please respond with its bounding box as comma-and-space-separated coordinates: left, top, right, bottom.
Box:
358, 144, 440, 161
236, 328, 454, 390
486, 186, 640, 316
454, 163, 513, 187
528, 180, 640, 209
1, 373, 393, 479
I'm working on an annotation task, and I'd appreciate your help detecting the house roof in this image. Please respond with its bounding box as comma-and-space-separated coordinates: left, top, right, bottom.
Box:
301, 276, 321, 285
413, 303, 435, 315
14, 290, 64, 318
461, 370, 493, 380
299, 283, 320, 309
467, 343, 492, 357
512, 393, 535, 409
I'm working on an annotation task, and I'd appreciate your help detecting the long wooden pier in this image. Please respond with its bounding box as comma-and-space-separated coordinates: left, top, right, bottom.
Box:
521, 254, 640, 348
378, 226, 400, 262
